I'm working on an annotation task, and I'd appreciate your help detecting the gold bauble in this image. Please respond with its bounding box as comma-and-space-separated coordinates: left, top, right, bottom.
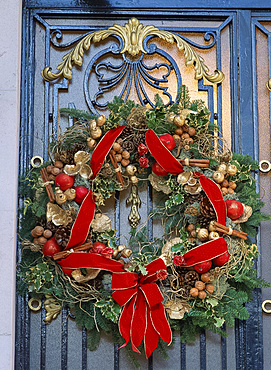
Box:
167, 112, 175, 123
212, 171, 224, 183
227, 164, 237, 176
209, 231, 219, 240
173, 115, 185, 127
87, 137, 96, 150
177, 171, 191, 184
89, 119, 97, 131
96, 114, 106, 126
217, 163, 227, 175
91, 127, 102, 139
208, 221, 216, 232
197, 228, 209, 242
130, 175, 138, 184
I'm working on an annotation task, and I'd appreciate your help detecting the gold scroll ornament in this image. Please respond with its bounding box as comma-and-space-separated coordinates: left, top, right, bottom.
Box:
42, 18, 224, 84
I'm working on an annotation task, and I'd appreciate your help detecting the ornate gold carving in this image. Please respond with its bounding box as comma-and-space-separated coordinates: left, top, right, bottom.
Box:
267, 79, 271, 91
42, 18, 224, 84
44, 294, 62, 323
126, 184, 141, 228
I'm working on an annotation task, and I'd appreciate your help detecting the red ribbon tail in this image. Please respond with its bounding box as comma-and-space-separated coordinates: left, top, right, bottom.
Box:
144, 306, 159, 359
150, 303, 172, 345
130, 290, 147, 350
118, 295, 136, 349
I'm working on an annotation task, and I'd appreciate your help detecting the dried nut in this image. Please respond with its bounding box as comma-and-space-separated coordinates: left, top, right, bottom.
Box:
48, 174, 55, 181
227, 164, 237, 176
190, 287, 199, 297
181, 133, 190, 140
37, 236, 47, 246
206, 284, 214, 293
174, 115, 185, 127
96, 114, 106, 126
198, 290, 207, 299
195, 281, 206, 291
54, 160, 63, 169
201, 272, 210, 283
221, 179, 229, 188
188, 127, 196, 136
221, 187, 228, 195
217, 163, 227, 174
43, 229, 53, 239
91, 127, 102, 139
228, 181, 237, 189
187, 224, 195, 232
130, 175, 138, 184
209, 231, 219, 240
33, 237, 39, 244
121, 248, 133, 258
122, 150, 130, 159
51, 167, 61, 176
117, 147, 123, 154
115, 154, 122, 162
228, 188, 234, 195
173, 134, 181, 145
121, 159, 130, 167
116, 138, 123, 145
126, 165, 137, 176
87, 137, 97, 150
33, 226, 44, 237
212, 171, 224, 183
175, 127, 183, 135
197, 228, 209, 242
112, 142, 121, 152
190, 230, 196, 238
46, 165, 53, 174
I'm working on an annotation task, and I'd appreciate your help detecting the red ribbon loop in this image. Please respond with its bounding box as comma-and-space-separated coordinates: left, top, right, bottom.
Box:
111, 258, 172, 358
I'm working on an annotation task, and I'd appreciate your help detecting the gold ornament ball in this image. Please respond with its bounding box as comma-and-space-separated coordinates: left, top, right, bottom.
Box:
89, 119, 97, 131
91, 127, 102, 139
197, 228, 209, 242
227, 164, 237, 176
126, 165, 137, 176
212, 171, 225, 184
96, 114, 106, 126
217, 163, 227, 174
130, 175, 138, 184
167, 112, 175, 123
87, 137, 97, 150
173, 115, 185, 127
209, 231, 219, 240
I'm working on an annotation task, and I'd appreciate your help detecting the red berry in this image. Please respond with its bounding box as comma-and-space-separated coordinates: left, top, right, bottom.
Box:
42, 237, 61, 258
138, 143, 148, 156
55, 173, 74, 191
139, 156, 149, 167
194, 260, 212, 273
89, 242, 107, 254
152, 162, 168, 176
226, 200, 244, 220
213, 251, 230, 266
173, 255, 185, 266
159, 134, 175, 151
74, 186, 89, 204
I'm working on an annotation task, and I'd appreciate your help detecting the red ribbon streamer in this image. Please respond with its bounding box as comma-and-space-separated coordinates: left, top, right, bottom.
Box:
111, 258, 172, 358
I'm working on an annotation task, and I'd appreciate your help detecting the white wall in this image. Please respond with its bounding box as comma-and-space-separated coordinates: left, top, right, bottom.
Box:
0, 1, 22, 369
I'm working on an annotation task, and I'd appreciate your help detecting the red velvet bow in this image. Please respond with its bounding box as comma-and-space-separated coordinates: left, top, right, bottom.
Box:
111, 258, 172, 358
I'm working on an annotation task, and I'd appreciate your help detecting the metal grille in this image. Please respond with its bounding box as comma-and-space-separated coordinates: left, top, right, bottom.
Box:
16, 3, 267, 369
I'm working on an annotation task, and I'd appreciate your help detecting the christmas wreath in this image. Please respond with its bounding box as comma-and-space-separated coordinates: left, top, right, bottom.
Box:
18, 87, 270, 363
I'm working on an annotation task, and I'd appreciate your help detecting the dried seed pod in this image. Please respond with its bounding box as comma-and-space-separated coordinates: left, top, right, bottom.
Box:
201, 272, 210, 283
221, 187, 228, 196
195, 281, 206, 291
54, 160, 64, 169
96, 114, 106, 126
198, 290, 207, 299
228, 181, 237, 189
206, 284, 214, 293
112, 142, 121, 152
190, 287, 199, 297
43, 229, 53, 239
181, 133, 190, 140
122, 150, 130, 159
212, 171, 224, 184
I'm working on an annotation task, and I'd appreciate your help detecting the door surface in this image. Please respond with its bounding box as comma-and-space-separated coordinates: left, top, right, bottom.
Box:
16, 1, 271, 369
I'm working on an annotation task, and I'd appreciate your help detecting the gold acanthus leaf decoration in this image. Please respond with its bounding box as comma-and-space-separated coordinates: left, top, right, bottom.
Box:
164, 299, 191, 320
64, 150, 92, 179
42, 18, 224, 84
46, 202, 75, 226
44, 294, 62, 323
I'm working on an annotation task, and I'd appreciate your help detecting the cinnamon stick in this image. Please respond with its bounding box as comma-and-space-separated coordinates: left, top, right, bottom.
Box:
40, 168, 55, 203
109, 151, 125, 187
179, 158, 209, 168
53, 241, 93, 261
213, 221, 247, 240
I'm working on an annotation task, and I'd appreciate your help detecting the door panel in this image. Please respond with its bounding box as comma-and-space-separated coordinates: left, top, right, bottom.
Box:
16, 3, 270, 369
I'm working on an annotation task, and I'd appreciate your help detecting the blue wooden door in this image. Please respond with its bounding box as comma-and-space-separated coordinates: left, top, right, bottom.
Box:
16, 2, 271, 369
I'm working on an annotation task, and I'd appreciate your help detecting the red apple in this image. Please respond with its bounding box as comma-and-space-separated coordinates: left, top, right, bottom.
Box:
152, 162, 168, 177
213, 251, 230, 267
159, 134, 175, 151
194, 260, 212, 273
89, 242, 107, 254
42, 237, 61, 258
226, 200, 244, 220
74, 186, 89, 204
55, 173, 74, 191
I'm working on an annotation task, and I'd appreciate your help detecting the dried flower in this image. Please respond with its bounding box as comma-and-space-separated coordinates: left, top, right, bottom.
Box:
138, 143, 148, 156
173, 255, 185, 266
156, 270, 168, 280
139, 156, 149, 167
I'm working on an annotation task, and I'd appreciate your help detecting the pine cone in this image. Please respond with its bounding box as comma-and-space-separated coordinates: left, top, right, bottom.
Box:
184, 194, 202, 206
54, 224, 72, 248
122, 139, 135, 153
120, 125, 134, 139
133, 131, 146, 147
45, 221, 58, 234
184, 271, 199, 287
199, 195, 216, 228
